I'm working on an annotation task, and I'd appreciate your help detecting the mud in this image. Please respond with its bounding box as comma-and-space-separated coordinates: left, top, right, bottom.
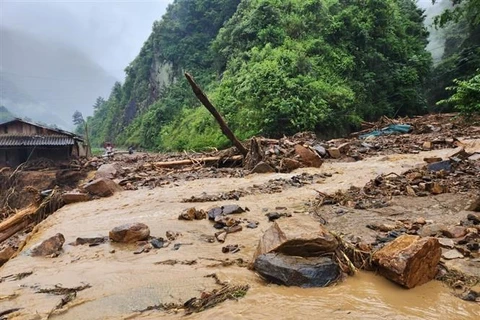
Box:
1, 144, 480, 319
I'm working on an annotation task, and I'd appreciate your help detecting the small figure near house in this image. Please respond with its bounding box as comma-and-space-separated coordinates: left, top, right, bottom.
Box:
104, 142, 114, 157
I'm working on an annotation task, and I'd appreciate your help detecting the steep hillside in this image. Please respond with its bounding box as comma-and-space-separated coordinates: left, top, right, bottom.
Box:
87, 0, 432, 150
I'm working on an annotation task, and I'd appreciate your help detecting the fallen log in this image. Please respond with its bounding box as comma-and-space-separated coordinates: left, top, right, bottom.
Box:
151, 155, 243, 168
184, 72, 248, 157
0, 204, 37, 235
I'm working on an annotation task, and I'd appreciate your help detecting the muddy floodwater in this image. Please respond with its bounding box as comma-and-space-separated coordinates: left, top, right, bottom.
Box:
1, 147, 480, 319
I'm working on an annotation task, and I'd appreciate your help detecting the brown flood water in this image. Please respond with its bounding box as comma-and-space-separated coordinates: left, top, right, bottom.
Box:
1, 145, 480, 319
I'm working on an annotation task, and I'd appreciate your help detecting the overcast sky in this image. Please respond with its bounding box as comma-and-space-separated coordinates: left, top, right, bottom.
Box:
1, 0, 172, 80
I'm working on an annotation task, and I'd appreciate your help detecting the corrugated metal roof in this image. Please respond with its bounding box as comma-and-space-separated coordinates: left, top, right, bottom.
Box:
0, 135, 75, 147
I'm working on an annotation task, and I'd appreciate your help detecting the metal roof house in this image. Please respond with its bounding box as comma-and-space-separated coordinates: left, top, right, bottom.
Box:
0, 118, 87, 167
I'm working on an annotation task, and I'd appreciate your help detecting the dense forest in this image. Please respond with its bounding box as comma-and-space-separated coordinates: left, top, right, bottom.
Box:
80, 0, 480, 151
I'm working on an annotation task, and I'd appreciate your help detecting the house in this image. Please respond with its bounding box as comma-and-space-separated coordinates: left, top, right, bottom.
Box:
0, 118, 87, 167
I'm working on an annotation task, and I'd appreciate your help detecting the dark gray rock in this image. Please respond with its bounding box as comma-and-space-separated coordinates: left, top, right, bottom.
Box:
254, 253, 340, 287
312, 144, 327, 157
208, 207, 223, 220
222, 205, 245, 215
427, 160, 452, 173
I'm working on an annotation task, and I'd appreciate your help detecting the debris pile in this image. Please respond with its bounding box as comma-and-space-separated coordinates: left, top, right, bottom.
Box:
316, 153, 480, 209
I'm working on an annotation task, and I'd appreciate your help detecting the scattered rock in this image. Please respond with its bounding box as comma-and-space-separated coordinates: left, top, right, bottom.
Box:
0, 246, 16, 266
71, 236, 108, 246
179, 208, 206, 221
442, 226, 467, 239
294, 145, 323, 167
252, 222, 338, 263
166, 231, 180, 241
222, 244, 240, 253
29, 233, 65, 257
281, 158, 302, 171
109, 223, 150, 243
222, 205, 246, 215
247, 221, 259, 229
327, 148, 341, 159
442, 249, 464, 260
372, 235, 441, 288
62, 192, 90, 204
254, 253, 340, 287
418, 223, 445, 237
312, 145, 327, 157
427, 160, 452, 173
422, 141, 432, 150
251, 162, 276, 174
150, 238, 165, 249
84, 178, 122, 197
438, 238, 455, 249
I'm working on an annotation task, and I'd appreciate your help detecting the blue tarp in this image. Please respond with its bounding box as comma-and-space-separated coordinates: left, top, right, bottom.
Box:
360, 124, 412, 139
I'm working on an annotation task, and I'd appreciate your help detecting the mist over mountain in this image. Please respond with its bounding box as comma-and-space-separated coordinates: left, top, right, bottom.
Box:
0, 27, 117, 129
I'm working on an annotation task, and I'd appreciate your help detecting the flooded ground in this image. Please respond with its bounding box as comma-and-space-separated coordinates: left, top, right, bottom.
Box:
1, 147, 479, 319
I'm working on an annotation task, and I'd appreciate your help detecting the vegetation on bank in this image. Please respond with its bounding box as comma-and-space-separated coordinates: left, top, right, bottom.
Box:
80, 0, 480, 151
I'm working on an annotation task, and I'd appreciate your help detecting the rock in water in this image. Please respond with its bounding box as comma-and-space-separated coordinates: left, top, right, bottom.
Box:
252, 221, 338, 262
372, 235, 441, 288
84, 178, 122, 197
254, 253, 340, 287
251, 161, 276, 174
30, 233, 65, 257
109, 223, 150, 243
294, 145, 323, 168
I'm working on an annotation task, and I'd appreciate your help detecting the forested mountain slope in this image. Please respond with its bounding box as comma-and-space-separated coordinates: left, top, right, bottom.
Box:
86, 0, 465, 151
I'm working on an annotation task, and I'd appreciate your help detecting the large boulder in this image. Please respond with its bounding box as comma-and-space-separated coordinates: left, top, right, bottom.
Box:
252, 221, 338, 263
84, 178, 122, 197
254, 253, 340, 287
294, 145, 323, 168
62, 191, 90, 204
29, 233, 65, 257
372, 235, 441, 288
109, 223, 150, 243
95, 163, 124, 180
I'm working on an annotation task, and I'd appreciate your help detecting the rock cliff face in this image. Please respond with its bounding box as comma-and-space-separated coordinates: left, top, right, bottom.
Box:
150, 59, 177, 101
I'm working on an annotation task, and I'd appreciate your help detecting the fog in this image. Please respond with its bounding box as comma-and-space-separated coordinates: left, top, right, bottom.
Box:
1, 0, 450, 130
1, 0, 171, 128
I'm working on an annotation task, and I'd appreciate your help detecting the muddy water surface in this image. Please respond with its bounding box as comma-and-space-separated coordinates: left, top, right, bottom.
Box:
1, 147, 480, 319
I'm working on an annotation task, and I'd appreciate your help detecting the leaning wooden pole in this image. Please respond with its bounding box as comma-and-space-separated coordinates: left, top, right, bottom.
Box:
184, 72, 248, 157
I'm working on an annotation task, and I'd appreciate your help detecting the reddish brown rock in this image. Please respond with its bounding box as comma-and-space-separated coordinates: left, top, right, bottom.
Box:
442, 226, 467, 239
327, 148, 341, 159
30, 233, 65, 257
0, 246, 16, 266
251, 161, 276, 174
294, 145, 323, 168
372, 235, 441, 289
62, 192, 90, 204
109, 223, 150, 243
252, 221, 338, 264
84, 178, 122, 197
281, 158, 302, 171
